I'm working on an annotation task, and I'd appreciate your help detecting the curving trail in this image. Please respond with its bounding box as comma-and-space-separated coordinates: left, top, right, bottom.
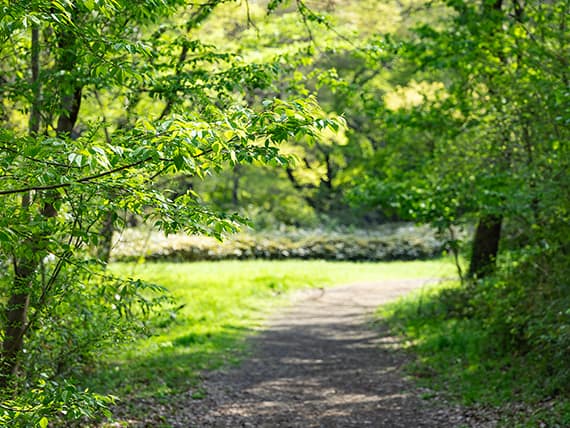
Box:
152, 279, 491, 428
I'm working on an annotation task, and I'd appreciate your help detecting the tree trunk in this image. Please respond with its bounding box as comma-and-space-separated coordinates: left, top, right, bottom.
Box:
232, 165, 241, 207
468, 214, 503, 279
97, 212, 115, 265
466, 0, 506, 281
0, 257, 36, 386
0, 25, 42, 387
1, 21, 81, 386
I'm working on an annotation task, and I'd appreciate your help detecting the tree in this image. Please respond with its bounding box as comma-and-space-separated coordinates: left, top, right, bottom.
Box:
0, 0, 340, 422
350, 0, 569, 280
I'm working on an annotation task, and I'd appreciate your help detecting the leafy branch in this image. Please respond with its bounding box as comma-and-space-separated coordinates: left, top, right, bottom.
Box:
0, 156, 153, 196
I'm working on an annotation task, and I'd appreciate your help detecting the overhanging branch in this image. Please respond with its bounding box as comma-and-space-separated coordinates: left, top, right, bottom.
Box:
0, 156, 153, 196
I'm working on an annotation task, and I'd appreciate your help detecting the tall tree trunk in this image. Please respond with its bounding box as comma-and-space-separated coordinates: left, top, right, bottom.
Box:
1, 255, 36, 385
0, 25, 42, 387
1, 20, 82, 385
466, 0, 506, 281
468, 214, 503, 279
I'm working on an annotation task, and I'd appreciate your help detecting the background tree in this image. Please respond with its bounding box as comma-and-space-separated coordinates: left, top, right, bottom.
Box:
350, 0, 569, 278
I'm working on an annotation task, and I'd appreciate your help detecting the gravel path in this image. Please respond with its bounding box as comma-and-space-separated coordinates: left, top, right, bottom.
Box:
151, 279, 487, 428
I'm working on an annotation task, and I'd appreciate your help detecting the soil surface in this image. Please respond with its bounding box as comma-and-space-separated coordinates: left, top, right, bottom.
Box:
119, 279, 498, 427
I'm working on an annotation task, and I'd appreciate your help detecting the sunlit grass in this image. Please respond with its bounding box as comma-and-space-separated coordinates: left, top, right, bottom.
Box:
89, 259, 457, 399
379, 281, 570, 427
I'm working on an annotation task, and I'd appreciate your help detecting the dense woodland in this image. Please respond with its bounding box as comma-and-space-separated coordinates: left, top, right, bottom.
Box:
0, 0, 568, 426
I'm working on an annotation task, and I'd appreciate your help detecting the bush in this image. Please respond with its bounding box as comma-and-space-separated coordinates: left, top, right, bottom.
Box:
0, 379, 115, 428
0, 264, 171, 426
20, 274, 171, 381
112, 224, 449, 262
477, 249, 570, 395
381, 243, 570, 424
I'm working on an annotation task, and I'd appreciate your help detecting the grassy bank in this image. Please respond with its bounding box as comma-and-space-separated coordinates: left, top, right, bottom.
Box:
380, 281, 570, 427
87, 259, 456, 400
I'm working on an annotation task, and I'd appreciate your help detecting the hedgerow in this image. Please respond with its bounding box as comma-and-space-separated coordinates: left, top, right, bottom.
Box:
112, 224, 450, 262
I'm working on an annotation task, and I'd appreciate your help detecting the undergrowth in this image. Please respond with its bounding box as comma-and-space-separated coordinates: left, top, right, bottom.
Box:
380, 251, 570, 427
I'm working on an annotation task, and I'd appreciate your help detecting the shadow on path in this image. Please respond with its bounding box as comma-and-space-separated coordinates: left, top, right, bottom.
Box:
163, 280, 472, 427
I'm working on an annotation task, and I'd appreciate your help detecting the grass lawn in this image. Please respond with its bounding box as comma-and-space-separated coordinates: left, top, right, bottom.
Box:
87, 259, 457, 399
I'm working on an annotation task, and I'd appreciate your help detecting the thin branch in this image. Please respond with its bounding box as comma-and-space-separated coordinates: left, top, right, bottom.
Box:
29, 24, 41, 135
0, 145, 80, 169
244, 0, 259, 35
94, 91, 112, 144
0, 402, 39, 413
21, 211, 81, 340
296, 0, 320, 53
0, 143, 217, 196
296, 0, 359, 49
148, 164, 172, 182
0, 156, 152, 196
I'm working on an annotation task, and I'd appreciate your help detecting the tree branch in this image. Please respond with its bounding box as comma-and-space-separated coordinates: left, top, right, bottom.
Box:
0, 157, 153, 196
0, 145, 216, 196
0, 145, 80, 169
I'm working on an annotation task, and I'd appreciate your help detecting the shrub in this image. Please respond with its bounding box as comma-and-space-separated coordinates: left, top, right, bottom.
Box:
111, 224, 449, 263
0, 378, 115, 428
0, 264, 171, 426
384, 243, 570, 410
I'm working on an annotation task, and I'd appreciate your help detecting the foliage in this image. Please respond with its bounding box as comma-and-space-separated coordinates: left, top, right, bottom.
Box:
347, 0, 569, 267
0, 377, 115, 428
0, 0, 342, 424
112, 224, 451, 262
187, 0, 437, 227
0, 256, 170, 424
21, 272, 171, 381
380, 248, 570, 426
337, 0, 570, 414
0, 0, 566, 422
189, 163, 322, 229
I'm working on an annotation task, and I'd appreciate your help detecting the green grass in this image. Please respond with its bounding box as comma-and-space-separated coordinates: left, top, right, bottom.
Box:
87, 259, 457, 399
380, 281, 570, 427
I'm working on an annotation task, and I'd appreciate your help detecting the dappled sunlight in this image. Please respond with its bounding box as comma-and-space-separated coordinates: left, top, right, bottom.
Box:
152, 280, 465, 427
93, 261, 455, 401
0, 0, 565, 425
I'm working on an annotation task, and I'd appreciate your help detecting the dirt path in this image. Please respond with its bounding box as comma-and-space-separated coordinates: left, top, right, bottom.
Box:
154, 279, 484, 428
